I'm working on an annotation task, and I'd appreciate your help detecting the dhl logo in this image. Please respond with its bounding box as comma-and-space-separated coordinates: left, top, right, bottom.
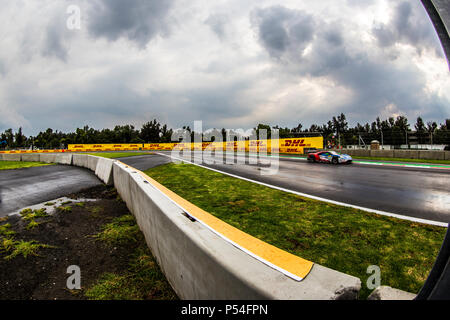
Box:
284, 139, 306, 147
113, 145, 122, 148
74, 145, 84, 148
93, 145, 102, 148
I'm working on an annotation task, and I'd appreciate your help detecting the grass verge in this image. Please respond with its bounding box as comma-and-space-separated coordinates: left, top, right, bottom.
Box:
0, 185, 177, 300
352, 156, 450, 165
0, 208, 54, 259
144, 162, 446, 299
0, 160, 53, 170
2, 240, 54, 260
84, 152, 151, 159
223, 152, 450, 165
86, 213, 177, 300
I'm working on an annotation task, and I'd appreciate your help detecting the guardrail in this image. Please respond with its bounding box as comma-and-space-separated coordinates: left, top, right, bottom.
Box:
1, 152, 364, 299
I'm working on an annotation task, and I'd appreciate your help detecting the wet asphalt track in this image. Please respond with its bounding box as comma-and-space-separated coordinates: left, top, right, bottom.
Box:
0, 165, 101, 216
1, 153, 449, 223
120, 153, 450, 224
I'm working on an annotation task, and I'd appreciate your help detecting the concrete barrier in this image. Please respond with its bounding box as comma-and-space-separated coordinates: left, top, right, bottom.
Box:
332, 149, 447, 161
95, 157, 115, 185
393, 150, 419, 159
72, 154, 89, 168
113, 162, 135, 213
370, 150, 394, 158
21, 154, 41, 162
368, 286, 415, 300
2, 154, 21, 161
87, 155, 100, 171
115, 161, 361, 299
419, 150, 445, 160
40, 154, 57, 164
337, 149, 370, 157
56, 153, 73, 165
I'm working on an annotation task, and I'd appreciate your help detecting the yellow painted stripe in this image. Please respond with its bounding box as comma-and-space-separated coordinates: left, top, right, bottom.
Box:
119, 161, 313, 280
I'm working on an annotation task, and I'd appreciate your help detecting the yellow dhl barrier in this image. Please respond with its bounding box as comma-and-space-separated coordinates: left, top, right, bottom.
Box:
0, 149, 67, 154
59, 137, 324, 154
68, 144, 142, 151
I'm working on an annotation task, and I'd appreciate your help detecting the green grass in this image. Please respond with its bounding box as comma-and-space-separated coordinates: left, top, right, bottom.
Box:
20, 208, 48, 220
19, 208, 49, 230
1, 239, 54, 260
57, 206, 72, 213
0, 208, 54, 258
227, 151, 450, 165
0, 161, 53, 170
352, 156, 450, 165
84, 152, 151, 159
94, 215, 140, 245
86, 214, 177, 300
85, 247, 177, 300
144, 163, 447, 299
0, 224, 15, 237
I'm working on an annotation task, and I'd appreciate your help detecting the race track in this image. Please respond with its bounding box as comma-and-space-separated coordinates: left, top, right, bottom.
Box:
1, 153, 449, 224
120, 152, 450, 224
0, 165, 101, 216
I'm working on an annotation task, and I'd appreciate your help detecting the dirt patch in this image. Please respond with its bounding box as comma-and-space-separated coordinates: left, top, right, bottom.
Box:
0, 185, 177, 300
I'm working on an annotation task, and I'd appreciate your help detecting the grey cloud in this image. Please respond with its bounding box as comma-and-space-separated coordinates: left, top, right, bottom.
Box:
0, 60, 5, 76
323, 27, 343, 47
88, 0, 174, 47
251, 5, 448, 125
42, 20, 69, 61
346, 0, 375, 7
3, 63, 254, 134
251, 6, 315, 58
372, 1, 441, 56
205, 14, 228, 40
2, 0, 448, 135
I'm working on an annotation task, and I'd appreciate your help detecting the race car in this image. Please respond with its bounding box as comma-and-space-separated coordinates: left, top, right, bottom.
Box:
307, 150, 353, 164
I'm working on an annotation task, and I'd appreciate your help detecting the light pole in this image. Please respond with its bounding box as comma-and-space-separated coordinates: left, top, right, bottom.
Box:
405, 130, 408, 147
338, 132, 341, 150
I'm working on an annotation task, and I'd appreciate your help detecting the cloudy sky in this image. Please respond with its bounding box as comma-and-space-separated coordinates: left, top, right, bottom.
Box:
0, 0, 449, 135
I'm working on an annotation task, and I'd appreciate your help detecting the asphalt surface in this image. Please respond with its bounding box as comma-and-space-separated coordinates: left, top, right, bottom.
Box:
2, 153, 449, 223
120, 152, 450, 224
0, 165, 101, 216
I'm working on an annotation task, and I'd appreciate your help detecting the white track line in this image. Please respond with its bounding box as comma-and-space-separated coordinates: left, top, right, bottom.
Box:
157, 152, 448, 228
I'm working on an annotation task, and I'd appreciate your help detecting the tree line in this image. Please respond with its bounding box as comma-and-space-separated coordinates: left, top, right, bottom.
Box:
1, 115, 449, 150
